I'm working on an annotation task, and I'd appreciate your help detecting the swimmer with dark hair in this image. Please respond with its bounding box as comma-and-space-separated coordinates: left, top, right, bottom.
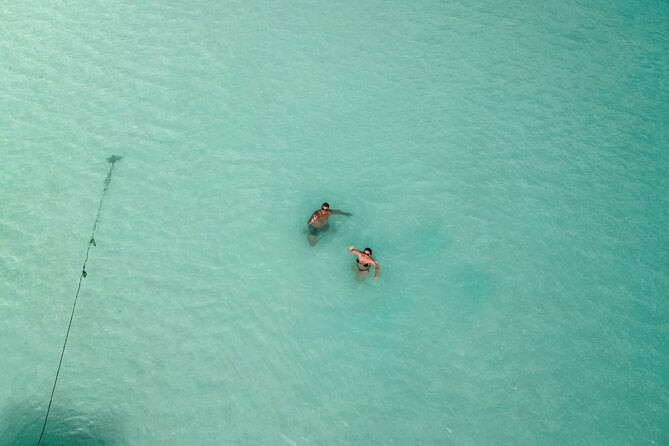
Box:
348, 245, 379, 280
307, 202, 351, 246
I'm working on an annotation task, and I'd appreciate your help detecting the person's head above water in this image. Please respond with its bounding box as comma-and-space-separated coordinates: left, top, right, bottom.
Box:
321, 202, 330, 210
363, 247, 372, 256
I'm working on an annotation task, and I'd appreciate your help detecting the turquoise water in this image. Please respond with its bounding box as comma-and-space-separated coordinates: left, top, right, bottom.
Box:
1, 0, 667, 444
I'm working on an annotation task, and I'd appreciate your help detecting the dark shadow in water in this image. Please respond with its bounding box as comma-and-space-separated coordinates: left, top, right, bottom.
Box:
0, 398, 127, 446
106, 155, 122, 164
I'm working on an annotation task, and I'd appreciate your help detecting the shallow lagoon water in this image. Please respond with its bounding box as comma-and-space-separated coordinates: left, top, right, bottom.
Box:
1, 1, 667, 444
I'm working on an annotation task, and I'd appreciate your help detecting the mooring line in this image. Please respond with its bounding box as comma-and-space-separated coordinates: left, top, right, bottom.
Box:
37, 155, 122, 446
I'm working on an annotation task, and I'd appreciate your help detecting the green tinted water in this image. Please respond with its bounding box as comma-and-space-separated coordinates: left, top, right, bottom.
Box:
1, 1, 667, 444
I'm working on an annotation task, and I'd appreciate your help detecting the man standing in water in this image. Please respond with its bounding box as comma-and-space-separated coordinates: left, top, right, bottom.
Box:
348, 246, 379, 280
307, 202, 351, 246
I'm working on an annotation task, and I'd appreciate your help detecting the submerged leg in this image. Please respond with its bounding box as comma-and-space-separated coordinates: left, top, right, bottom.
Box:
307, 224, 329, 246
354, 263, 369, 281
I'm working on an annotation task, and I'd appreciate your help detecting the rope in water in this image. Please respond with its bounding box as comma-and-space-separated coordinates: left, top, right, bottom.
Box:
36, 155, 122, 446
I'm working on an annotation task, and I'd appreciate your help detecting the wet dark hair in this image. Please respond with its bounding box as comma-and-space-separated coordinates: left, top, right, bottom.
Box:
364, 247, 372, 255
321, 202, 330, 209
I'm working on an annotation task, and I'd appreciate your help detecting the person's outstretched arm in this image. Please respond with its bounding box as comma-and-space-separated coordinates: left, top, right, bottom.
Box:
330, 209, 352, 216
370, 259, 379, 280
